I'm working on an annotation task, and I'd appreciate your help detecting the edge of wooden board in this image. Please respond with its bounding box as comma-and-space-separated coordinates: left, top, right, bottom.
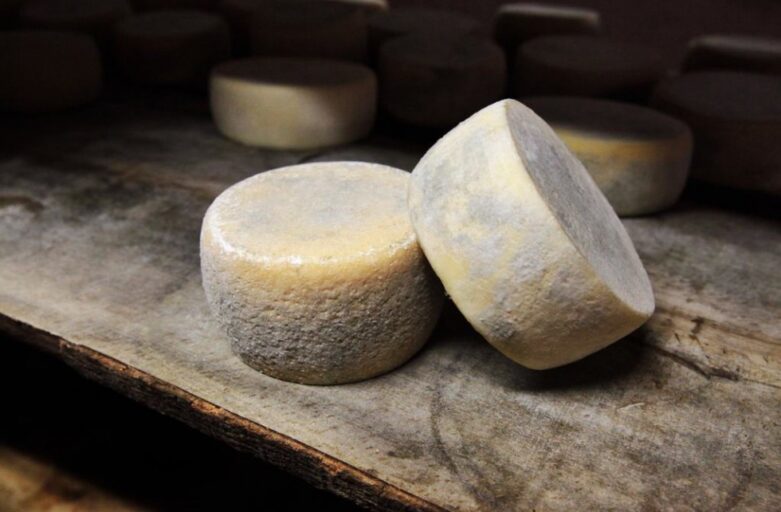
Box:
0, 313, 447, 512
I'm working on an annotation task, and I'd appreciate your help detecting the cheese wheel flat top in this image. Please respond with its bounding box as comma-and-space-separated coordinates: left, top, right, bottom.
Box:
212, 57, 373, 87
369, 7, 481, 38
691, 34, 781, 55
117, 9, 225, 37
381, 32, 504, 69
520, 35, 663, 72
207, 163, 413, 265
20, 0, 131, 25
654, 71, 781, 121
498, 2, 599, 21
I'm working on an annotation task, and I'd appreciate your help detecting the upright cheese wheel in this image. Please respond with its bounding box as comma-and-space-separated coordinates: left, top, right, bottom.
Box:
250, 1, 367, 62
210, 58, 376, 149
20, 0, 132, 45
378, 33, 507, 128
683, 34, 781, 75
494, 2, 600, 55
115, 10, 230, 85
201, 162, 444, 385
408, 99, 655, 369
0, 31, 102, 112
652, 71, 781, 195
524, 96, 693, 216
515, 35, 664, 99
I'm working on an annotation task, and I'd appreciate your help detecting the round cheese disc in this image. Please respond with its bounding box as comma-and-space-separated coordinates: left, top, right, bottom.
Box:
378, 33, 507, 128
201, 162, 444, 385
250, 0, 367, 62
210, 57, 377, 149
683, 34, 781, 75
524, 96, 693, 216
494, 2, 600, 55
652, 71, 781, 195
20, 0, 132, 45
408, 99, 655, 369
114, 9, 231, 85
515, 35, 664, 99
0, 30, 102, 112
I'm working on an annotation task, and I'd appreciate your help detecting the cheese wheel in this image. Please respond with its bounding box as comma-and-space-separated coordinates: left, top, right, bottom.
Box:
114, 10, 230, 85
683, 34, 781, 75
378, 33, 507, 128
408, 99, 655, 369
20, 0, 131, 45
250, 1, 367, 62
210, 57, 376, 149
201, 162, 444, 385
368, 7, 482, 59
524, 96, 693, 216
0, 30, 102, 112
494, 2, 600, 54
652, 71, 781, 195
515, 35, 664, 99
132, 0, 217, 11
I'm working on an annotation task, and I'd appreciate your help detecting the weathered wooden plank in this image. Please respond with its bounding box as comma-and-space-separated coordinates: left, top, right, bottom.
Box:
0, 98, 779, 511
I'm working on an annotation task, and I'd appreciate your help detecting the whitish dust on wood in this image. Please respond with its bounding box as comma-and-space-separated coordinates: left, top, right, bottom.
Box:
0, 95, 779, 511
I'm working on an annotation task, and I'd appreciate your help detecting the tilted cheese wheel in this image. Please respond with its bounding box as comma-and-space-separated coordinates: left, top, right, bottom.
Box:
250, 1, 367, 62
210, 58, 376, 149
494, 2, 600, 55
201, 162, 444, 385
20, 0, 131, 45
408, 99, 655, 369
683, 34, 781, 75
114, 10, 230, 85
0, 31, 102, 112
515, 35, 664, 99
652, 71, 781, 195
378, 33, 506, 128
524, 96, 693, 216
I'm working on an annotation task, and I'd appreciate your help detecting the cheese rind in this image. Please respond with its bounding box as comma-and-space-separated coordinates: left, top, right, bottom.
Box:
525, 96, 693, 215
408, 99, 654, 369
494, 2, 600, 53
210, 58, 377, 149
0, 30, 102, 112
201, 162, 444, 385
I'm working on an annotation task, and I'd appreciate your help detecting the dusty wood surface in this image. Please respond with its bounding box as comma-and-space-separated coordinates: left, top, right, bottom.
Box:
0, 92, 779, 511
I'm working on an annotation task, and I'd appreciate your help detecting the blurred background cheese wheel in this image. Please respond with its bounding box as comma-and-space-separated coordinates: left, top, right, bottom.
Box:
0, 30, 102, 112
200, 162, 444, 385
250, 0, 367, 62
515, 35, 665, 100
131, 0, 217, 11
114, 9, 230, 86
210, 58, 377, 149
378, 33, 506, 128
683, 34, 781, 75
525, 97, 692, 216
652, 71, 781, 195
19, 0, 132, 46
494, 2, 600, 58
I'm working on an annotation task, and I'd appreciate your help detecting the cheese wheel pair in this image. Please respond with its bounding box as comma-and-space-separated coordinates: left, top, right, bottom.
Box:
20, 0, 132, 45
210, 58, 377, 149
114, 10, 230, 85
652, 71, 781, 195
515, 35, 665, 99
0, 31, 102, 112
525, 97, 693, 216
201, 163, 444, 385
683, 34, 781, 75
494, 2, 600, 55
378, 33, 506, 128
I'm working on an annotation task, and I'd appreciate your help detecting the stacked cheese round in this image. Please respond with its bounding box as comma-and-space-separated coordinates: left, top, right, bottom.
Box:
409, 99, 655, 369
494, 2, 600, 55
525, 97, 693, 216
210, 58, 376, 149
0, 31, 102, 112
250, 0, 367, 62
515, 35, 664, 99
378, 33, 506, 128
201, 162, 444, 385
652, 71, 781, 195
20, 0, 131, 45
114, 10, 230, 85
683, 34, 781, 75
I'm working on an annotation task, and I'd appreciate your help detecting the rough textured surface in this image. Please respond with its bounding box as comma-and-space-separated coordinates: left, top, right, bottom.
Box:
201, 162, 444, 384
524, 96, 693, 216
210, 58, 377, 149
683, 34, 781, 75
0, 93, 779, 511
409, 99, 654, 369
493, 2, 600, 54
